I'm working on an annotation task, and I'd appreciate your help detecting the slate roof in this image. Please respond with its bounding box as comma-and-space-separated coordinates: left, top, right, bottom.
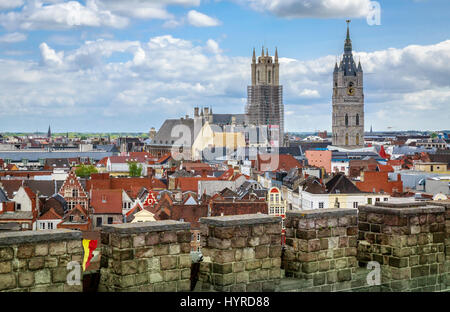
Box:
211, 114, 246, 126
0, 151, 114, 162
152, 118, 198, 146
325, 174, 362, 194
0, 188, 8, 202
0, 211, 33, 220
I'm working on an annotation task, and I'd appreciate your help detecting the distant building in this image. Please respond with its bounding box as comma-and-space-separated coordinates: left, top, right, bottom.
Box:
332, 21, 364, 149
246, 47, 284, 146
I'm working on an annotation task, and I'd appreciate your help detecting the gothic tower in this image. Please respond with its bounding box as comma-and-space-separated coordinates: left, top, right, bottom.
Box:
332, 20, 364, 148
246, 47, 284, 146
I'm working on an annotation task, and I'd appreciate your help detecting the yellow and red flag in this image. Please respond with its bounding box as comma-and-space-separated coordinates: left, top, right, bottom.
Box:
82, 239, 98, 271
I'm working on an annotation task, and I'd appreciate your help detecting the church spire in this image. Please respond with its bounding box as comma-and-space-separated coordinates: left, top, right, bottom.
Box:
274, 47, 278, 63
252, 48, 256, 63
344, 19, 352, 53
47, 125, 51, 138
266, 48, 268, 57
261, 46, 264, 57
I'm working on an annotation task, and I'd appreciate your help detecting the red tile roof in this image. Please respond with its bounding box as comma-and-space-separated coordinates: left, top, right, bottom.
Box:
39, 208, 62, 220
91, 189, 123, 214
175, 177, 218, 193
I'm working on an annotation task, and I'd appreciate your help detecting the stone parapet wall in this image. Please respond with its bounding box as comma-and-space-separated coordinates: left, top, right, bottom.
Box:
283, 209, 359, 291
198, 214, 283, 292
0, 229, 83, 292
430, 201, 450, 289
357, 202, 447, 291
98, 220, 192, 292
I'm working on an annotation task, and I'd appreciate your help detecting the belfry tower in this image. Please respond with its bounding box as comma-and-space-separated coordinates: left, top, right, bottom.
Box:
332, 20, 364, 148
246, 47, 284, 146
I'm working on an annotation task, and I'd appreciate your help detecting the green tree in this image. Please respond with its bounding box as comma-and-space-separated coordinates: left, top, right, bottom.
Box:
128, 162, 143, 177
75, 165, 98, 178
431, 132, 438, 139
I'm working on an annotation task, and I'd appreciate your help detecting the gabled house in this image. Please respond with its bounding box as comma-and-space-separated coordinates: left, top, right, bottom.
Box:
37, 208, 62, 230
58, 204, 91, 231
58, 170, 89, 210
90, 189, 123, 229
0, 186, 39, 230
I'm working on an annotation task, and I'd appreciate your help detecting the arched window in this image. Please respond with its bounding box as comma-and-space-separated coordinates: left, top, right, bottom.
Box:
356, 133, 360, 146
268, 70, 271, 83
345, 114, 348, 126
345, 133, 349, 145
257, 71, 260, 82
356, 114, 359, 126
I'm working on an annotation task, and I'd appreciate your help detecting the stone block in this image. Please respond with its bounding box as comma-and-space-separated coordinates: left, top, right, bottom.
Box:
18, 244, 34, 259
153, 244, 169, 256
35, 244, 49, 257
160, 231, 178, 244
28, 257, 45, 270
35, 269, 51, 285
163, 270, 180, 282
255, 246, 269, 259
49, 242, 66, 256
302, 262, 318, 274
0, 261, 12, 274
245, 260, 262, 271
160, 256, 177, 270
67, 240, 83, 254
213, 263, 233, 274
236, 271, 249, 284
177, 279, 191, 291
145, 233, 160, 246
214, 227, 235, 239
18, 271, 34, 288
51, 267, 68, 283
0, 247, 14, 261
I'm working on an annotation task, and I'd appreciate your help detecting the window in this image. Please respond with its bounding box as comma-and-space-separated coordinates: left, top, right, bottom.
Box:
319, 202, 324, 209
376, 198, 380, 202
69, 215, 74, 222
268, 70, 271, 83
22, 223, 29, 229
356, 133, 360, 146
197, 233, 201, 242
48, 222, 53, 230
345, 114, 349, 126
72, 189, 78, 197
81, 215, 85, 220
345, 133, 349, 145
191, 233, 194, 241
356, 114, 360, 126
40, 223, 45, 230
108, 217, 113, 224
384, 198, 388, 202
96, 217, 102, 227
16, 203, 21, 211
197, 246, 201, 252
275, 207, 280, 214
368, 198, 372, 205
269, 207, 274, 214
257, 70, 260, 82
353, 202, 358, 208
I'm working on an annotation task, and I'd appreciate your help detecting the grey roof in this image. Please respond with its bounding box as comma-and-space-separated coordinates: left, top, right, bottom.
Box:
152, 118, 198, 146
44, 158, 70, 168
0, 223, 21, 231
212, 114, 246, 126
0, 151, 114, 162
0, 188, 8, 202
0, 211, 33, 220
392, 146, 437, 155
95, 144, 119, 153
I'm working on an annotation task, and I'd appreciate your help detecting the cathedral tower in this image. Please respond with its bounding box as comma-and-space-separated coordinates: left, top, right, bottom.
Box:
246, 47, 284, 146
332, 20, 364, 148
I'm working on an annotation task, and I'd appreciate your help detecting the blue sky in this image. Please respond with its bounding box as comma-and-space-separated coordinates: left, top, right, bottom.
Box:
0, 0, 449, 133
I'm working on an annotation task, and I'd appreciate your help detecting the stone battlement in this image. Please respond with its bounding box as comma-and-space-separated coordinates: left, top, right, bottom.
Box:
0, 202, 449, 292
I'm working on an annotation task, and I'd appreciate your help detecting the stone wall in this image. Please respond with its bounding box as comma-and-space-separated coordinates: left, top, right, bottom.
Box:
198, 214, 283, 291
98, 220, 192, 292
283, 209, 358, 291
357, 202, 447, 291
0, 229, 83, 292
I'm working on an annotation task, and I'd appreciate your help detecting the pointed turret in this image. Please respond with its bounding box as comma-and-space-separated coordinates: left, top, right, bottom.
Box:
344, 19, 352, 53
266, 48, 268, 57
334, 62, 339, 73
261, 46, 264, 57
252, 48, 256, 63
47, 125, 51, 138
357, 60, 362, 72
274, 47, 278, 63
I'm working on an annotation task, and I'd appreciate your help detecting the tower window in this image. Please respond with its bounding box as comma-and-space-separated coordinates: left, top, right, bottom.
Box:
356, 133, 360, 146
257, 70, 260, 83
345, 133, 349, 145
356, 114, 359, 126
345, 114, 348, 126
268, 70, 271, 83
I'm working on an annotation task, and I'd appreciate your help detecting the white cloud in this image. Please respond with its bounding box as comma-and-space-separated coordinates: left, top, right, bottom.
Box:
1, 36, 450, 132
39, 42, 64, 66
205, 39, 221, 54
0, 0, 24, 10
0, 0, 128, 30
237, 0, 372, 19
187, 10, 221, 27
0, 32, 27, 43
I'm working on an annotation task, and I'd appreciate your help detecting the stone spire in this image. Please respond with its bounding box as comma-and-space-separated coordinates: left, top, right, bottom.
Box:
252, 48, 256, 63
275, 47, 278, 63
47, 125, 51, 138
345, 19, 352, 53
266, 48, 268, 57
261, 46, 264, 57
